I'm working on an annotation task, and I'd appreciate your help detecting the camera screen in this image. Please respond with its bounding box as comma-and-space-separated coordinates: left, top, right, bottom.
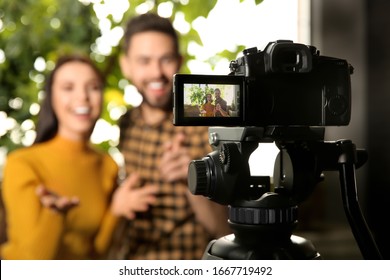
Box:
174, 74, 244, 126
183, 83, 240, 118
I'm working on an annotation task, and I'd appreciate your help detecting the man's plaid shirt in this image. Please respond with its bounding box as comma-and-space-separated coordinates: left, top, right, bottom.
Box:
113, 107, 213, 260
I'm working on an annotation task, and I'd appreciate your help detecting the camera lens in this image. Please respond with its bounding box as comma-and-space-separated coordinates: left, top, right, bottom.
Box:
188, 160, 209, 196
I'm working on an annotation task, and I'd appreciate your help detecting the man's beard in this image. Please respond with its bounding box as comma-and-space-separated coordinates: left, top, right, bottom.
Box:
140, 90, 173, 112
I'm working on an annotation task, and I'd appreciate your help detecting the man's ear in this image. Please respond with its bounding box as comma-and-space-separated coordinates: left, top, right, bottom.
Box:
119, 54, 131, 78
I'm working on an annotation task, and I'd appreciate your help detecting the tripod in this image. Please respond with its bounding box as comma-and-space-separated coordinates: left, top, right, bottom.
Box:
188, 127, 382, 260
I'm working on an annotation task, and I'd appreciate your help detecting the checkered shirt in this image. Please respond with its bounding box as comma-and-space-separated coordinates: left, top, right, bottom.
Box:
113, 107, 213, 259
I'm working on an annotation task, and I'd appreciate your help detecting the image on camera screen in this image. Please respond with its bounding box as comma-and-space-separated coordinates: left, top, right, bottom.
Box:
183, 83, 240, 118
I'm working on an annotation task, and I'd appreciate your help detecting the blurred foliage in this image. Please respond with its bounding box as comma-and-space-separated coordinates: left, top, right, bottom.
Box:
0, 0, 262, 158
0, 0, 100, 151
188, 85, 208, 107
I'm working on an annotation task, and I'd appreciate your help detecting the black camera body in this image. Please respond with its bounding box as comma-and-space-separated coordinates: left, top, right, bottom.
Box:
173, 40, 353, 127
173, 41, 382, 260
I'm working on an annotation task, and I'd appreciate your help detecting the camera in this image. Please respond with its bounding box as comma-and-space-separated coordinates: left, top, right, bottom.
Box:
172, 41, 382, 259
173, 40, 353, 127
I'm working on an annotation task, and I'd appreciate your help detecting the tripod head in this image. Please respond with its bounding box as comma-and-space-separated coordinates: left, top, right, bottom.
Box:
188, 127, 381, 259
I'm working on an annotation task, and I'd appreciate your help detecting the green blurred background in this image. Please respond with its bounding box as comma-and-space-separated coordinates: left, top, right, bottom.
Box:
0, 0, 263, 162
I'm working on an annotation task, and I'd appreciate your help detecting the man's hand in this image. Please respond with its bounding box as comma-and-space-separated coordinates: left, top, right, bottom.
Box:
215, 103, 229, 116
159, 133, 191, 182
36, 185, 79, 214
111, 173, 158, 219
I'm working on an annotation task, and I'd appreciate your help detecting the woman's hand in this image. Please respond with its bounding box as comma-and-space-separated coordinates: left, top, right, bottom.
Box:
35, 185, 79, 214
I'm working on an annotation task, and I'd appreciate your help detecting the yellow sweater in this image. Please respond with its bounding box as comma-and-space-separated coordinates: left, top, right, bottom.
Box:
0, 135, 119, 260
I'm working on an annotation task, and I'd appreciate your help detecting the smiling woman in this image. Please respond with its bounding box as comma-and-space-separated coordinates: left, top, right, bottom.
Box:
34, 55, 103, 143
0, 54, 120, 260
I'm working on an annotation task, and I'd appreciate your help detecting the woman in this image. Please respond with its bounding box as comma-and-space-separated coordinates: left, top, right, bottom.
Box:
0, 54, 119, 259
200, 93, 215, 117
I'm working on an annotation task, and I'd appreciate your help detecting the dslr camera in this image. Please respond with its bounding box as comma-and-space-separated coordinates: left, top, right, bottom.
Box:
173, 41, 382, 260
173, 40, 352, 127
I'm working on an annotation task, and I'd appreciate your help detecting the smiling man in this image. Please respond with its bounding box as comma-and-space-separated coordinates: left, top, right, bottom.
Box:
109, 13, 230, 260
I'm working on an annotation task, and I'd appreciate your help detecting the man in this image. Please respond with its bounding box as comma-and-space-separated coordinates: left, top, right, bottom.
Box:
109, 13, 230, 260
214, 88, 229, 117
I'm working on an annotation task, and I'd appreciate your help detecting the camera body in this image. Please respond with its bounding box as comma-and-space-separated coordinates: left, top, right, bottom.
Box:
172, 41, 382, 260
173, 40, 352, 127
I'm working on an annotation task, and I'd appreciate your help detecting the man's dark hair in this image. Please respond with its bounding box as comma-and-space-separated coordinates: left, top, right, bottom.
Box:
122, 13, 179, 55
